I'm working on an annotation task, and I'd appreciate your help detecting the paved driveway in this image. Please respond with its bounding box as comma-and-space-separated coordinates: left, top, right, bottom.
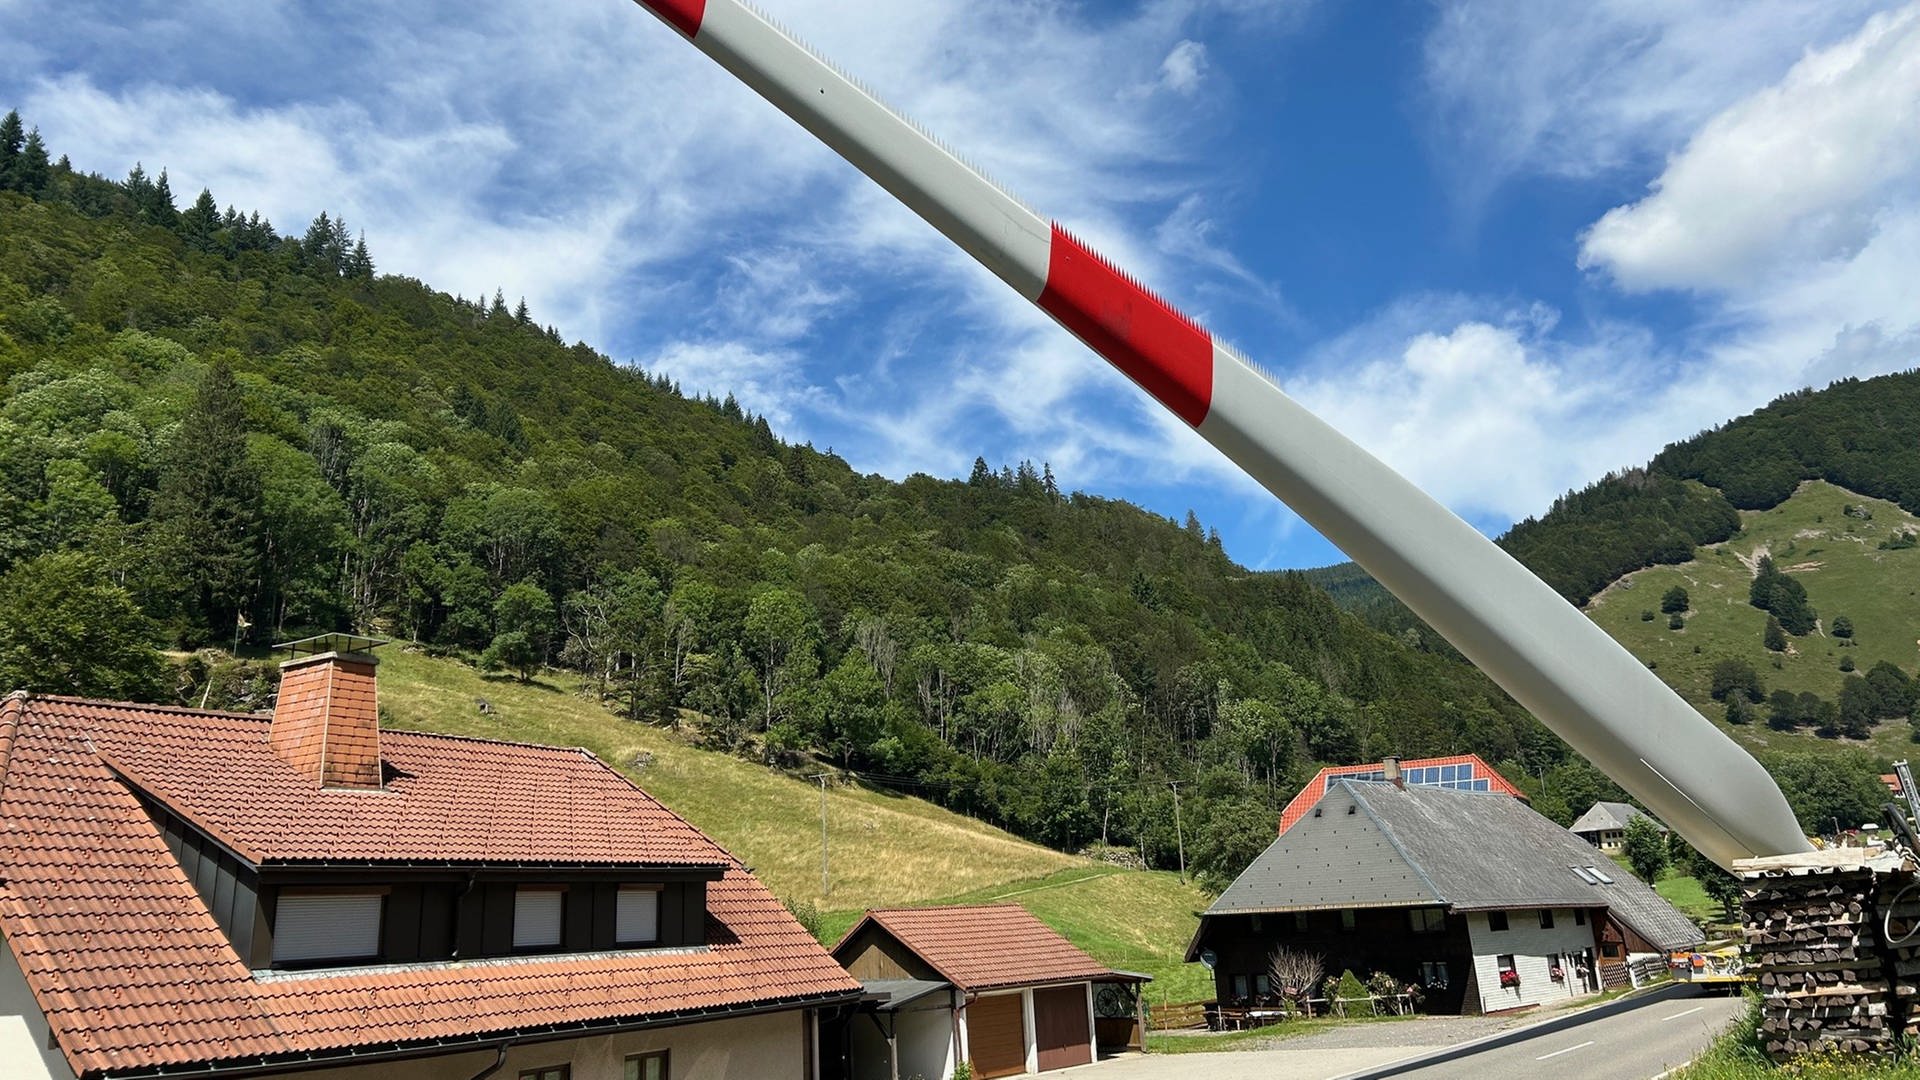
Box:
1078, 984, 1742, 1080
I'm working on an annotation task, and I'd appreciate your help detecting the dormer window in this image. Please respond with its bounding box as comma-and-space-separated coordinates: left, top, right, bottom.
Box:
273, 891, 384, 966
618, 885, 662, 945
513, 887, 565, 950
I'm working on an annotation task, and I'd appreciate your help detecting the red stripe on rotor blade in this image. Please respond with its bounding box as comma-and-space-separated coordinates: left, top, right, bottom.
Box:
637, 0, 706, 38
1038, 226, 1213, 427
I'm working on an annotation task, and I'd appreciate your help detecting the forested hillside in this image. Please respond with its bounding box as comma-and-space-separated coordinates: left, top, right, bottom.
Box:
1310, 368, 1920, 833
0, 111, 1597, 885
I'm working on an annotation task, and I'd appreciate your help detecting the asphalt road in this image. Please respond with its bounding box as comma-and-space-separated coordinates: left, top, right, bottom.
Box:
1344, 984, 1745, 1080
1091, 983, 1743, 1080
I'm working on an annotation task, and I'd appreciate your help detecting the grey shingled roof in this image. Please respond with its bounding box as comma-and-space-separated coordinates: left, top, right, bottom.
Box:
1569, 801, 1664, 835
1207, 781, 1702, 952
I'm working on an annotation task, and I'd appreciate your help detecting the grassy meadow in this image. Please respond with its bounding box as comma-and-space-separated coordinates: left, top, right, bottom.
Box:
1585, 481, 1920, 757
376, 648, 1078, 905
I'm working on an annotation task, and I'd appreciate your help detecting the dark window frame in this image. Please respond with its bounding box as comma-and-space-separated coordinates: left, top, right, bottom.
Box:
1487, 910, 1509, 932
1408, 908, 1445, 934
1539, 909, 1555, 929
625, 1050, 669, 1080
519, 1066, 570, 1080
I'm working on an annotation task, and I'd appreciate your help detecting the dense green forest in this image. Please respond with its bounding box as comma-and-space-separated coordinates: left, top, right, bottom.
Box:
0, 111, 1649, 885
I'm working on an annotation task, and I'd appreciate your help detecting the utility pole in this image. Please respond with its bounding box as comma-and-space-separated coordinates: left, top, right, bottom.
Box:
1168, 781, 1186, 884
809, 773, 831, 896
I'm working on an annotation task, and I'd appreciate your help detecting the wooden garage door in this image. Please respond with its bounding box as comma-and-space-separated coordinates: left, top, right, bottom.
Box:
1034, 985, 1093, 1071
968, 993, 1027, 1079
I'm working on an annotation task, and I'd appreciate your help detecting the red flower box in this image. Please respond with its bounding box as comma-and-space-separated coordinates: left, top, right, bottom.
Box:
1499, 969, 1521, 989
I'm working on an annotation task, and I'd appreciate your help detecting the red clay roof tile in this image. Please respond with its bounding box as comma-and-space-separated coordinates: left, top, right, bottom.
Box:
836, 904, 1118, 992
0, 693, 860, 1078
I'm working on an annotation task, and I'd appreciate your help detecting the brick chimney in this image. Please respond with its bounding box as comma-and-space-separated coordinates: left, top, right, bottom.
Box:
270, 635, 385, 789
1383, 756, 1403, 789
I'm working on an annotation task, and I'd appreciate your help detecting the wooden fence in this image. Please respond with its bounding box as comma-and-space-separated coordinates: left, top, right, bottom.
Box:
1146, 1000, 1210, 1030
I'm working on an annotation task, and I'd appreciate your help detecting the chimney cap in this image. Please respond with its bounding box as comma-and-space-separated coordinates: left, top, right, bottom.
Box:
275, 632, 389, 659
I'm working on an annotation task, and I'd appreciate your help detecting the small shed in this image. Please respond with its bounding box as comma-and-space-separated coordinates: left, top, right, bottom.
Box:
828, 904, 1148, 1079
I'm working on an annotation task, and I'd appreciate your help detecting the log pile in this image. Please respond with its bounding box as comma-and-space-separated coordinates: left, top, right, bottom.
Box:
1737, 853, 1918, 1061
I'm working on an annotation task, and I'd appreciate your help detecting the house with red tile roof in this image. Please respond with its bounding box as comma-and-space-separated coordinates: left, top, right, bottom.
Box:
1276, 754, 1527, 836
827, 905, 1147, 1080
0, 635, 862, 1079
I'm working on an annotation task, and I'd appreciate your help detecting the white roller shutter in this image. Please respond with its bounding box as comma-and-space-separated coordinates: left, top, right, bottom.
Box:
272, 893, 382, 964
514, 888, 564, 948
617, 887, 660, 944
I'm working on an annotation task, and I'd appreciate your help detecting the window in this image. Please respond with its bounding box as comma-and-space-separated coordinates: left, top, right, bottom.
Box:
1588, 866, 1615, 884
1574, 908, 1586, 926
513, 887, 564, 949
1409, 908, 1445, 934
1487, 910, 1508, 932
625, 1051, 668, 1080
1254, 974, 1271, 998
1538, 909, 1554, 929
1230, 974, 1250, 1001
521, 1067, 569, 1080
617, 886, 661, 945
1571, 866, 1600, 885
1417, 960, 1449, 989
1293, 913, 1310, 933
272, 892, 382, 965
1339, 909, 1357, 931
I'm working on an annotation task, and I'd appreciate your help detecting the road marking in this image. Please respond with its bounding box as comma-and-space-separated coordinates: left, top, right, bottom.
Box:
1535, 1040, 1595, 1060
1661, 1006, 1706, 1022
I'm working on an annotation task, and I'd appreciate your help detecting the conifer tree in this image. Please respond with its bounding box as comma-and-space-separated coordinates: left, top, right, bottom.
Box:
346, 233, 374, 279
180, 188, 222, 251
491, 289, 508, 317
150, 167, 177, 226
1763, 615, 1787, 652
969, 456, 994, 487
0, 110, 23, 189
303, 212, 336, 272
16, 128, 49, 195
150, 361, 264, 644
514, 297, 530, 324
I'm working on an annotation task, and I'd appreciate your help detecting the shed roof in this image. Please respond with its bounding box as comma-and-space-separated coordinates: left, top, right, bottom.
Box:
1205, 781, 1702, 953
831, 904, 1138, 993
0, 692, 859, 1079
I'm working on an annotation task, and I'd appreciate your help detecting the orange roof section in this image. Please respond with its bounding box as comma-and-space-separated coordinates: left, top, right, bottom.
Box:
32, 695, 728, 867
833, 904, 1123, 992
0, 692, 860, 1078
1276, 753, 1527, 836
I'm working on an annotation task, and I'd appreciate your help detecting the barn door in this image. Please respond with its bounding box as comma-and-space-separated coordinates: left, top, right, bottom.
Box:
968, 993, 1028, 1079
1034, 985, 1093, 1071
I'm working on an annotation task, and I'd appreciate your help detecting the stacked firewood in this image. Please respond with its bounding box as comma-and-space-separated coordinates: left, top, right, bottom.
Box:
1878, 874, 1920, 1046
1744, 869, 1899, 1059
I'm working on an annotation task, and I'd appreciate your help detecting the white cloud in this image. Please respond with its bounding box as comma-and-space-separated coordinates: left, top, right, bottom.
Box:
1422, 0, 1898, 203
1579, 3, 1920, 293
1158, 41, 1209, 95
643, 340, 822, 431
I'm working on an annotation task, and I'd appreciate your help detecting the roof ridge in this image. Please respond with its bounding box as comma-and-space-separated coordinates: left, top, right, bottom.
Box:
1342, 781, 1449, 905
0, 691, 26, 807
25, 692, 270, 722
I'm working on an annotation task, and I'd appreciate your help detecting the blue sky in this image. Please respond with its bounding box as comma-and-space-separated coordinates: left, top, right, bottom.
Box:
5, 1, 1918, 569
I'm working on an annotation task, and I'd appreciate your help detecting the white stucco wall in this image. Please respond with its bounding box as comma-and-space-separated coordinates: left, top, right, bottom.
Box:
897, 1000, 956, 1080
0, 941, 76, 1080
1464, 909, 1600, 1013
294, 1006, 809, 1080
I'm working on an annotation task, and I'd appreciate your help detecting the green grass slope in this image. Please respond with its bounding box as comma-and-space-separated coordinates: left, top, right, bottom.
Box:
377, 650, 1210, 992
1585, 480, 1920, 756
377, 648, 1078, 904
